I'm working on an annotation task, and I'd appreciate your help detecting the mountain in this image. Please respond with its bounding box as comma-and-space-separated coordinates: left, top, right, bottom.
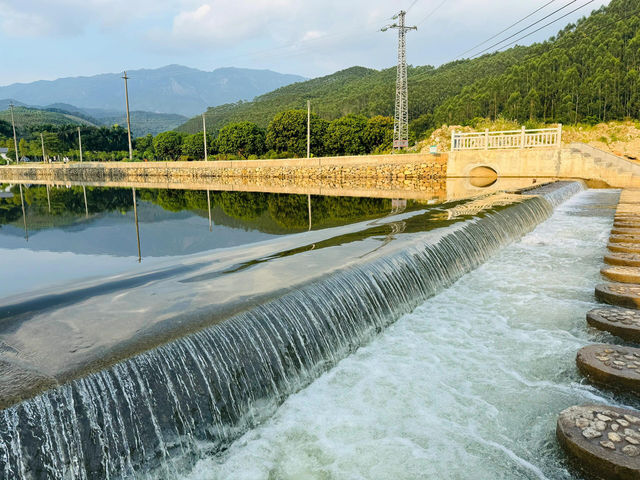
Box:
0, 102, 188, 137
96, 111, 188, 137
0, 106, 97, 128
0, 65, 306, 117
178, 0, 639, 136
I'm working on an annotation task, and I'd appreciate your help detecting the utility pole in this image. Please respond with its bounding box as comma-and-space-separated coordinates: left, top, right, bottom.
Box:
40, 133, 47, 163
77, 127, 83, 162
307, 100, 311, 159
202, 113, 208, 161
122, 71, 133, 161
10, 103, 19, 164
382, 11, 416, 150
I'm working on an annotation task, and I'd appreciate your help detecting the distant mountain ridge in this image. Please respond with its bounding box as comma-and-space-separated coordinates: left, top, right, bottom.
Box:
0, 101, 188, 137
0, 65, 306, 117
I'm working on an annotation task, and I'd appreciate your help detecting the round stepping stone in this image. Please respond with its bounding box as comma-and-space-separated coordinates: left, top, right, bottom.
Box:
613, 218, 640, 229
616, 205, 640, 214
557, 404, 640, 480
596, 283, 640, 309
610, 235, 640, 245
587, 307, 640, 342
602, 266, 640, 284
609, 243, 640, 255
605, 253, 640, 267
612, 228, 640, 236
577, 344, 640, 392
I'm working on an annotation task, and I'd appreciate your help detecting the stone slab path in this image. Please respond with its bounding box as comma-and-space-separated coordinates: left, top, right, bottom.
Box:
587, 307, 640, 342
612, 228, 640, 235
605, 253, 640, 267
577, 344, 640, 392
596, 283, 640, 308
561, 190, 640, 476
557, 405, 640, 480
610, 235, 640, 246
609, 243, 640, 254
602, 266, 640, 284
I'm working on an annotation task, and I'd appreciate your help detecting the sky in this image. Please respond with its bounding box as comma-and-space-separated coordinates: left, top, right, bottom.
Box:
1, 0, 612, 86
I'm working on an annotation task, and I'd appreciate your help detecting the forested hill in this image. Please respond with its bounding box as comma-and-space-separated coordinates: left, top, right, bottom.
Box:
178, 0, 639, 136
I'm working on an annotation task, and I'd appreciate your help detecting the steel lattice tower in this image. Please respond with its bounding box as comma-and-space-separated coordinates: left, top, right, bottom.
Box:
382, 11, 416, 150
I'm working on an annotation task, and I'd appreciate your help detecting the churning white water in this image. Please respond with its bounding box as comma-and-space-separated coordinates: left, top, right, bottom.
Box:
182, 189, 622, 480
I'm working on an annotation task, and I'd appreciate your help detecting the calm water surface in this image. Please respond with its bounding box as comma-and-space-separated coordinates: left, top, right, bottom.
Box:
0, 185, 400, 297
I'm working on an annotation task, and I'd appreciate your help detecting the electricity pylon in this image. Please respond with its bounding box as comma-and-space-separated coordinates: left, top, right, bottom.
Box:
382, 11, 417, 150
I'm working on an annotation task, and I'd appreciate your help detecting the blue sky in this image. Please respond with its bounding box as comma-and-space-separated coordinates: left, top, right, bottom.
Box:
1, 0, 611, 85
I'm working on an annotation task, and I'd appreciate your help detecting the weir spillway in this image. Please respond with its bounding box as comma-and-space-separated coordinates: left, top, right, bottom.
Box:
0, 182, 583, 479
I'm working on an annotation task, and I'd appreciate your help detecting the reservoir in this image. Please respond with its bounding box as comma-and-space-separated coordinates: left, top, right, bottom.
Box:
0, 181, 620, 479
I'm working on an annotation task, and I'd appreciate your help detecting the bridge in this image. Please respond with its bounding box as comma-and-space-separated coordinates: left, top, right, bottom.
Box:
448, 126, 640, 188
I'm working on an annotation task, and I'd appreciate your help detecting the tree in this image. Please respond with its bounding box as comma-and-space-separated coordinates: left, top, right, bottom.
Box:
182, 132, 214, 159
364, 115, 394, 152
266, 109, 328, 157
134, 134, 154, 152
153, 131, 184, 161
324, 114, 368, 156
217, 122, 265, 158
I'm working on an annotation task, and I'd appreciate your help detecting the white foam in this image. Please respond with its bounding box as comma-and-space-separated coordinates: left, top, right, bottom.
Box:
179, 189, 620, 480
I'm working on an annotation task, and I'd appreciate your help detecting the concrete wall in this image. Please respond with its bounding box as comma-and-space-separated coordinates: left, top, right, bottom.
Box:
0, 153, 447, 183
448, 144, 640, 188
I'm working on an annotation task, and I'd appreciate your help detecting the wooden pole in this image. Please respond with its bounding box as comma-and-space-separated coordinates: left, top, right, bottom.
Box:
83, 185, 88, 217
40, 133, 47, 163
132, 187, 141, 262
78, 127, 83, 162
19, 184, 28, 241
307, 100, 311, 159
10, 104, 19, 164
123, 72, 133, 161
308, 193, 312, 231
203, 114, 208, 161
207, 189, 212, 232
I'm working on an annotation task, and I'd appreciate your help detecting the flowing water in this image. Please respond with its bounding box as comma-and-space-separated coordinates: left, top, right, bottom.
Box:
0, 182, 591, 479
179, 188, 623, 480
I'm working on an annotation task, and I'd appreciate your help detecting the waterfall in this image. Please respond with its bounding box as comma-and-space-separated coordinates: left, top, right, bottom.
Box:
0, 182, 582, 479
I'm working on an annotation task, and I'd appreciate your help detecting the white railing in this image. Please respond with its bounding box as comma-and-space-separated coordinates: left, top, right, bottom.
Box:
451, 125, 562, 151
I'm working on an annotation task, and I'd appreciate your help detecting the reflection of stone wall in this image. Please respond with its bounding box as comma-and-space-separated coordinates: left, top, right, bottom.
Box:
1, 155, 449, 202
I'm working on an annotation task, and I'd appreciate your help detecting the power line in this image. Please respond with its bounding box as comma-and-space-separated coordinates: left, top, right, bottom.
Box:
417, 0, 449, 25
407, 0, 421, 13
464, 0, 581, 59
473, 0, 595, 58
458, 0, 558, 58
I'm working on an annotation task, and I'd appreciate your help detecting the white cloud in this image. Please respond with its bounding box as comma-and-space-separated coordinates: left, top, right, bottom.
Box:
0, 0, 613, 83
0, 0, 176, 37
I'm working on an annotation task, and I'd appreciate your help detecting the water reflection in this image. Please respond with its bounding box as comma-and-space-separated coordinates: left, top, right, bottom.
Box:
0, 184, 404, 260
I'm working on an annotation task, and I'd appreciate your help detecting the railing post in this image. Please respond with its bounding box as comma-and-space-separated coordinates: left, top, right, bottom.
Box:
451, 130, 455, 152
520, 126, 526, 149
557, 123, 562, 148
485, 129, 489, 150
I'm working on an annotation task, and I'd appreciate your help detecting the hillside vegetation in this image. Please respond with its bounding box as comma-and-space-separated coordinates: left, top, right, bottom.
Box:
178, 0, 639, 138
0, 105, 187, 137
0, 107, 96, 128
